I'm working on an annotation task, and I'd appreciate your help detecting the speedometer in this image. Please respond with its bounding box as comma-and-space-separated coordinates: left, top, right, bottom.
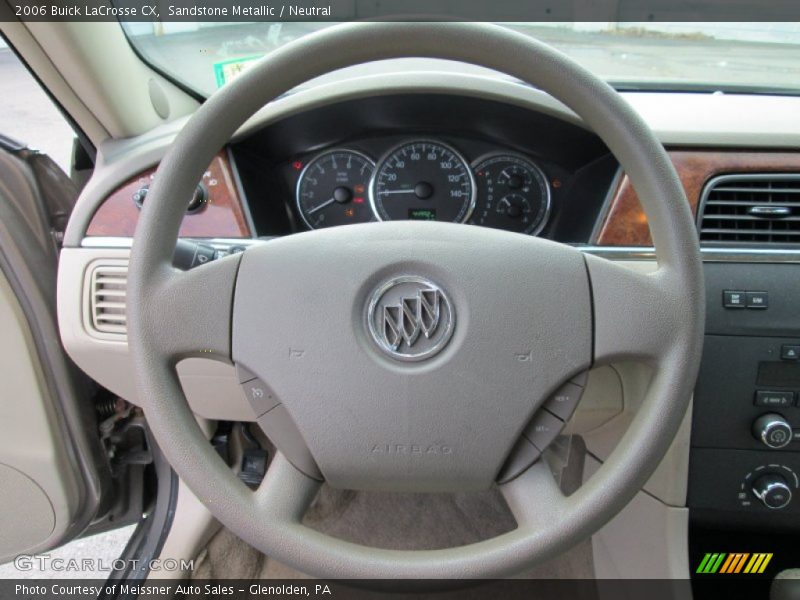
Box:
369, 140, 475, 223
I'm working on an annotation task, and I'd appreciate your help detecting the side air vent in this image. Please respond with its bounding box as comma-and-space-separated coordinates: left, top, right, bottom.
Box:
698, 174, 800, 245
88, 263, 127, 336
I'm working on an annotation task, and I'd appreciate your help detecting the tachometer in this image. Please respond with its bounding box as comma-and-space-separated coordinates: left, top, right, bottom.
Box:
471, 154, 551, 235
369, 140, 475, 223
296, 149, 375, 229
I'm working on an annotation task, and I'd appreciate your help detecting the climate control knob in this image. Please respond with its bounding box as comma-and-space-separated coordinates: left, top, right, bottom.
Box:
752, 474, 793, 510
752, 413, 793, 449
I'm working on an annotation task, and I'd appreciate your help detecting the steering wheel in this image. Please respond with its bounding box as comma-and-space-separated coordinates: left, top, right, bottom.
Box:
127, 22, 704, 578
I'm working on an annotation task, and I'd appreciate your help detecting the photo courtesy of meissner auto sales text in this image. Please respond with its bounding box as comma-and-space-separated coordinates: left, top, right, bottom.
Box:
1, 1, 800, 599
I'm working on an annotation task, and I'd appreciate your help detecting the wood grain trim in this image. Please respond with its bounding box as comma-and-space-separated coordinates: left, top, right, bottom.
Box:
595, 151, 800, 246
86, 151, 251, 239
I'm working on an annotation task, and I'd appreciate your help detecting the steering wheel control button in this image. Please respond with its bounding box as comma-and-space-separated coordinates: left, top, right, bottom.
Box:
236, 365, 279, 414
753, 413, 793, 449
723, 290, 747, 308
366, 276, 455, 362
781, 345, 800, 361
752, 474, 793, 510
496, 437, 541, 484
256, 405, 322, 480
523, 409, 565, 451
754, 391, 795, 408
236, 364, 258, 384
241, 379, 280, 415
544, 382, 584, 421
746, 291, 769, 309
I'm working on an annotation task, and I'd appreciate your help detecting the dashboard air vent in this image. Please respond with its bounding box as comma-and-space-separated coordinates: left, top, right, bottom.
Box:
698, 174, 800, 245
89, 264, 127, 335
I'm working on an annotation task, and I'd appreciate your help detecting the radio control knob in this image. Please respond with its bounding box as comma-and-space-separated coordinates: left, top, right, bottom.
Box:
752, 413, 793, 449
752, 474, 792, 510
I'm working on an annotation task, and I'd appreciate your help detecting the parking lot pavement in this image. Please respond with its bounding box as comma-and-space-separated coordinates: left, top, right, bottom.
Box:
0, 47, 133, 580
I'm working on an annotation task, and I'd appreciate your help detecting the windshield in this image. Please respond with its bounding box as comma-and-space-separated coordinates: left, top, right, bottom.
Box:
121, 22, 800, 97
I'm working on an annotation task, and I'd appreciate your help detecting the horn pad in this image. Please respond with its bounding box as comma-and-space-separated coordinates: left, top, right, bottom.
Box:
232, 222, 592, 492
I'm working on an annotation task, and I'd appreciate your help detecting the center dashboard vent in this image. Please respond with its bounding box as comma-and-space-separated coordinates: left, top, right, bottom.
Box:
88, 262, 128, 336
698, 174, 800, 245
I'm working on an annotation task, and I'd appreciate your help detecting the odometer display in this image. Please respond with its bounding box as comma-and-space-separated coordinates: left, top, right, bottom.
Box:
369, 140, 475, 223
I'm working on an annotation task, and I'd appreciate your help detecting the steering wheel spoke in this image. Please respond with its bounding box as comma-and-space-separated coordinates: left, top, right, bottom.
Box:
254, 452, 322, 522
585, 254, 689, 365
134, 254, 241, 363
499, 459, 567, 530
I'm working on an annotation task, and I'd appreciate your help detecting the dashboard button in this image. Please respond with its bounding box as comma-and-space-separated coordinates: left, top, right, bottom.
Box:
752, 474, 793, 510
781, 345, 800, 361
752, 413, 793, 450
746, 291, 769, 309
723, 290, 746, 308
754, 390, 794, 408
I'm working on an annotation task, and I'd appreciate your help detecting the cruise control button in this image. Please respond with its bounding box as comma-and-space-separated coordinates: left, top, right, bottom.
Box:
755, 390, 794, 408
496, 436, 541, 484
523, 409, 565, 451
544, 382, 584, 421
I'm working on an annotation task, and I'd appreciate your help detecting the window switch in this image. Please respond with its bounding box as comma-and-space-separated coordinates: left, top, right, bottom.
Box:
723, 290, 746, 308
746, 291, 768, 309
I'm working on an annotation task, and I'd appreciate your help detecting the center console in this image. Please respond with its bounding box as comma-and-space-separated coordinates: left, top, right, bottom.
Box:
689, 261, 800, 529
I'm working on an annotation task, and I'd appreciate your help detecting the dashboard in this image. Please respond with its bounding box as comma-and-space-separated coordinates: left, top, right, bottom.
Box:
228, 94, 617, 243
84, 94, 618, 245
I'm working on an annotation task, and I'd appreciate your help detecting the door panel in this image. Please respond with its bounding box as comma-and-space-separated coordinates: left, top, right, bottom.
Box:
0, 138, 109, 562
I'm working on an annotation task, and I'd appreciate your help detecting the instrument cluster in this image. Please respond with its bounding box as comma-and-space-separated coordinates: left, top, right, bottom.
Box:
294, 139, 552, 236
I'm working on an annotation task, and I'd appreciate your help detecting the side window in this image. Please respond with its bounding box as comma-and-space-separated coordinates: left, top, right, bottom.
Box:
0, 37, 76, 172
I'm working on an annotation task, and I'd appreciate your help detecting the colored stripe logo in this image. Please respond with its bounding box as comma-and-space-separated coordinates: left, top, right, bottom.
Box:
696, 553, 773, 574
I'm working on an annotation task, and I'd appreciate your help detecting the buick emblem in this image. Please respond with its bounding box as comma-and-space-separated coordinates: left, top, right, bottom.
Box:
367, 276, 455, 361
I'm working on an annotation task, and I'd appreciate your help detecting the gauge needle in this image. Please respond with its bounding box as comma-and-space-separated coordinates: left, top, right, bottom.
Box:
307, 197, 336, 215
379, 189, 417, 195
